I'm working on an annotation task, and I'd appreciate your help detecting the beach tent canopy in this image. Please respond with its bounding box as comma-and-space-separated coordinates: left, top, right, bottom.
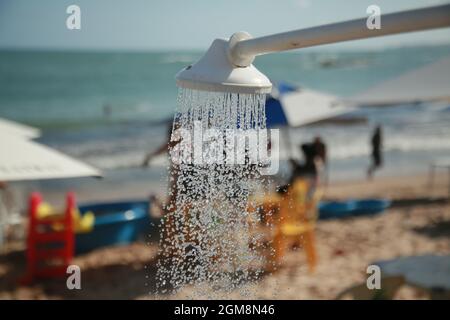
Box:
265, 82, 354, 128
348, 55, 450, 106
0, 133, 101, 181
0, 117, 40, 139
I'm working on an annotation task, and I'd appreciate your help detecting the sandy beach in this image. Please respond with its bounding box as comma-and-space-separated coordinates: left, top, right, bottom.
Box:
1, 172, 448, 300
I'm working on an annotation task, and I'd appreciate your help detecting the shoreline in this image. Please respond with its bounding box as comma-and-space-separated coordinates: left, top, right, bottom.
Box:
31, 169, 449, 204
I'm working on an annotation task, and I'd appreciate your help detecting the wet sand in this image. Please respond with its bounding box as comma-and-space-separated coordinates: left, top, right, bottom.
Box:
0, 173, 449, 299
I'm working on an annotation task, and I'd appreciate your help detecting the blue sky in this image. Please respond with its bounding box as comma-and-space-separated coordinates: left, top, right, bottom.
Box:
1, 0, 449, 51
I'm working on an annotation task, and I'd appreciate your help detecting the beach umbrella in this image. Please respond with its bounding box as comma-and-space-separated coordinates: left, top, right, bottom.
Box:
265, 82, 354, 159
348, 55, 450, 106
0, 117, 40, 139
0, 133, 101, 182
0, 120, 100, 249
265, 82, 354, 128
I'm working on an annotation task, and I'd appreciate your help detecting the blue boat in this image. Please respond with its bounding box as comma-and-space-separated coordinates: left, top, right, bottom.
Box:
319, 199, 391, 220
353, 199, 391, 216
75, 200, 156, 254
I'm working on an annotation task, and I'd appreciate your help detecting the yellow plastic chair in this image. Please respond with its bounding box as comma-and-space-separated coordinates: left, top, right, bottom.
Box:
270, 178, 322, 273
37, 202, 94, 234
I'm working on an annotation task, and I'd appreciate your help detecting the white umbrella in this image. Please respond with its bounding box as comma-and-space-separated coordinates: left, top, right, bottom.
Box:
348, 55, 450, 106
266, 83, 354, 163
0, 133, 101, 182
0, 117, 40, 139
0, 121, 100, 249
280, 88, 354, 127
266, 82, 355, 128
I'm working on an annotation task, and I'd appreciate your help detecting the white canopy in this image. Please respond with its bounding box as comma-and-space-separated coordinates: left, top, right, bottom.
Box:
0, 117, 40, 139
0, 133, 101, 181
349, 55, 450, 106
280, 88, 355, 127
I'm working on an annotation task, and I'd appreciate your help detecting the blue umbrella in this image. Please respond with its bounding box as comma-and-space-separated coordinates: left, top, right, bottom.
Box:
265, 82, 297, 128
264, 82, 299, 158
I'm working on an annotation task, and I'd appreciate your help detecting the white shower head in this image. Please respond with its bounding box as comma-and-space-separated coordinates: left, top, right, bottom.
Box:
175, 32, 272, 94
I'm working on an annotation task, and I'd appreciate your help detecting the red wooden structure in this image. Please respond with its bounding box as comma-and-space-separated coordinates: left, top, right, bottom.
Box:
21, 192, 75, 284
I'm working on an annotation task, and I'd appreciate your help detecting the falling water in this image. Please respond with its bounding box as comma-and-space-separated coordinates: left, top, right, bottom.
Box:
156, 88, 274, 299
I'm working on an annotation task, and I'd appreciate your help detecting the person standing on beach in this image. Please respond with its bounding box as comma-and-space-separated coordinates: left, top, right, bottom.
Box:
367, 125, 383, 179
142, 123, 175, 168
288, 137, 327, 185
312, 136, 327, 166
312, 136, 327, 183
142, 121, 182, 214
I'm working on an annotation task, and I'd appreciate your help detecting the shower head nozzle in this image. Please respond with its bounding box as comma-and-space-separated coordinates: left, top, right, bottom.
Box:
175, 32, 272, 94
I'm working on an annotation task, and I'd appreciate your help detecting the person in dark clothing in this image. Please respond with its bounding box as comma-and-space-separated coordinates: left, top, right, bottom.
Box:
288, 136, 327, 184
367, 125, 383, 179
276, 142, 319, 195
312, 136, 328, 183
288, 143, 318, 185
312, 136, 327, 167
